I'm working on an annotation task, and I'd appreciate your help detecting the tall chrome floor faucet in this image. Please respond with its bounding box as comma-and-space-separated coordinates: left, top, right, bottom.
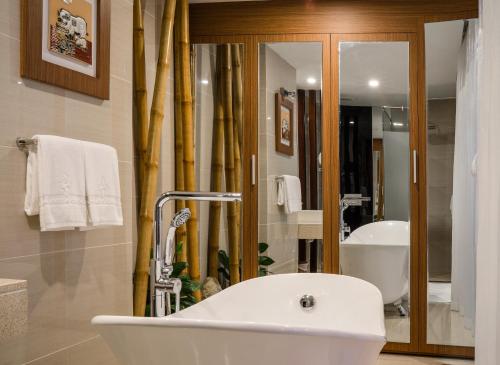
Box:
150, 191, 242, 317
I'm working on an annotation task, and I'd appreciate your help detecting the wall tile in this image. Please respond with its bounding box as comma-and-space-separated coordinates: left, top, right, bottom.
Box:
0, 35, 22, 148
64, 244, 132, 346
110, 0, 133, 82
66, 336, 119, 365
0, 0, 20, 41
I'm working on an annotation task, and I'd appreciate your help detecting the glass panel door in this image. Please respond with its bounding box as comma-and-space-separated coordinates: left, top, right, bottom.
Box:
338, 41, 411, 343
191, 43, 244, 292
425, 19, 478, 348
257, 42, 324, 275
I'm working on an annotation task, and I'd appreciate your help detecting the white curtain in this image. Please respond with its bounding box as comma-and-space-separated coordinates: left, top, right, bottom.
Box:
475, 0, 500, 363
451, 19, 479, 333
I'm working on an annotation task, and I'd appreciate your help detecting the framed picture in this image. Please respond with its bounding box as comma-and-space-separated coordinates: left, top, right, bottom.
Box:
275, 88, 294, 156
20, 0, 110, 99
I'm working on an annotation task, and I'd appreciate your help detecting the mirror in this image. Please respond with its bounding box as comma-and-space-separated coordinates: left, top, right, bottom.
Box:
257, 42, 323, 275
189, 43, 244, 297
338, 41, 410, 343
425, 19, 477, 347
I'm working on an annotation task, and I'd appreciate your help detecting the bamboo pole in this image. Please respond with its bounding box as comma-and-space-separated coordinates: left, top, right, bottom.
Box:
221, 45, 240, 285
133, 0, 148, 197
232, 44, 243, 147
173, 4, 187, 264
207, 46, 225, 278
231, 44, 243, 280
133, 0, 176, 317
177, 0, 201, 300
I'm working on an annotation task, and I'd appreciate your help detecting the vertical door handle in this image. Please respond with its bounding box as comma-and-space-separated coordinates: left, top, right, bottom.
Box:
251, 154, 256, 186
413, 149, 417, 184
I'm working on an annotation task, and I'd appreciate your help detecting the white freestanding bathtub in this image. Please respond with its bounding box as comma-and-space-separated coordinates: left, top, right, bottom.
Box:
340, 221, 409, 305
92, 274, 385, 365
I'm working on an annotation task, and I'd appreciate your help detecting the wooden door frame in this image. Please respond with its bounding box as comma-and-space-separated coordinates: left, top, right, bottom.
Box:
415, 14, 476, 358
252, 34, 335, 274
190, 6, 478, 357
332, 33, 420, 354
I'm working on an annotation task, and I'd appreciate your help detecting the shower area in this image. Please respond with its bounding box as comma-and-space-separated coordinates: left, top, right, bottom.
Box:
425, 19, 478, 347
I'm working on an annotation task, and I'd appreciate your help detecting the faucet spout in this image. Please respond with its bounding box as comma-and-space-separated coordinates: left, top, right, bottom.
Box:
150, 191, 242, 318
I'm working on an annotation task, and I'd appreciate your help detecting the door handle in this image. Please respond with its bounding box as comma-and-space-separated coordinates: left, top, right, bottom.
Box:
251, 154, 256, 186
413, 149, 417, 184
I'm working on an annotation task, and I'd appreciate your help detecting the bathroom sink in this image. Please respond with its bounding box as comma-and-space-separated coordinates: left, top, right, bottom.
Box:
287, 210, 323, 224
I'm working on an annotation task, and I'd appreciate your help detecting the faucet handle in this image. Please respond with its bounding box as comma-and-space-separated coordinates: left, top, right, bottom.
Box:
161, 265, 173, 278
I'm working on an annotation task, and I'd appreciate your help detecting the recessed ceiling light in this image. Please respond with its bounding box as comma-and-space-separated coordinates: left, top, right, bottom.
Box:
306, 77, 316, 85
349, 120, 355, 125
201, 79, 209, 85
368, 79, 380, 88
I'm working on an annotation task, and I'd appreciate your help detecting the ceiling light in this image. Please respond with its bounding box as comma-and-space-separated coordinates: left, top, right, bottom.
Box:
306, 77, 316, 85
201, 79, 209, 85
349, 120, 355, 125
393, 122, 404, 127
368, 79, 380, 88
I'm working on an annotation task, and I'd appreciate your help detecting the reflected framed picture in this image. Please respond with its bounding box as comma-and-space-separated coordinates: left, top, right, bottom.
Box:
20, 0, 110, 99
275, 88, 294, 156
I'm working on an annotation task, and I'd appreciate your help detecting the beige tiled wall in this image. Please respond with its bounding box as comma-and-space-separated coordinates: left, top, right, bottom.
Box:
427, 99, 456, 281
0, 1, 173, 364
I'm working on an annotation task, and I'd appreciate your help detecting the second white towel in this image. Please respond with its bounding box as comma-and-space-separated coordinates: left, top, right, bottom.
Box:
83, 141, 123, 228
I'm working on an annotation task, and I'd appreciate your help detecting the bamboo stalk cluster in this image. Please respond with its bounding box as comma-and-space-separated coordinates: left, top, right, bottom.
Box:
132, 0, 243, 316
133, 0, 177, 317
206, 44, 243, 285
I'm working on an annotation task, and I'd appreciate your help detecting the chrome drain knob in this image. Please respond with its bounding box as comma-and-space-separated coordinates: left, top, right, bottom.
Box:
299, 294, 315, 310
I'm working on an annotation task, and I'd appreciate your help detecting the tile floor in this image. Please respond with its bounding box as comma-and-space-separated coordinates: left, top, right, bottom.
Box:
377, 354, 473, 364
385, 283, 474, 347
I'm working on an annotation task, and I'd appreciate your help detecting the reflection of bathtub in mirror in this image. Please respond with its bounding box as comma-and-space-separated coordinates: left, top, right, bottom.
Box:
340, 221, 409, 305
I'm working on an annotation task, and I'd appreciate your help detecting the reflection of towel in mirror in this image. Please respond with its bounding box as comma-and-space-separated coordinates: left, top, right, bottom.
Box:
276, 175, 302, 214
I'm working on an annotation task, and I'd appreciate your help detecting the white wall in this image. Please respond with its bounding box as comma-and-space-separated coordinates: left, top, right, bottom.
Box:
258, 45, 299, 274
475, 0, 500, 363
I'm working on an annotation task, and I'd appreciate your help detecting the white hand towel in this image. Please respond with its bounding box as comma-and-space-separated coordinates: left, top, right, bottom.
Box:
24, 149, 39, 216
24, 135, 87, 231
83, 141, 123, 228
277, 175, 302, 214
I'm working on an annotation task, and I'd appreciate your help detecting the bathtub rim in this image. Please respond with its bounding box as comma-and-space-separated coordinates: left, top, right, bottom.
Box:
92, 315, 386, 343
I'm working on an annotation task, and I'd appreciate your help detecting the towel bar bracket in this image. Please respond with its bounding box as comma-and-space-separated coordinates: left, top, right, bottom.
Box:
16, 137, 37, 151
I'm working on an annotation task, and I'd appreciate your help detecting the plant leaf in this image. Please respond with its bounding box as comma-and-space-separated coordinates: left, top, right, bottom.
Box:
258, 242, 269, 254
259, 255, 275, 266
172, 261, 188, 277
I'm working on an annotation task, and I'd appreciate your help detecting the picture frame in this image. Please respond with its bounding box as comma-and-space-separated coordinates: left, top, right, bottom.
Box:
275, 88, 294, 156
20, 0, 110, 100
